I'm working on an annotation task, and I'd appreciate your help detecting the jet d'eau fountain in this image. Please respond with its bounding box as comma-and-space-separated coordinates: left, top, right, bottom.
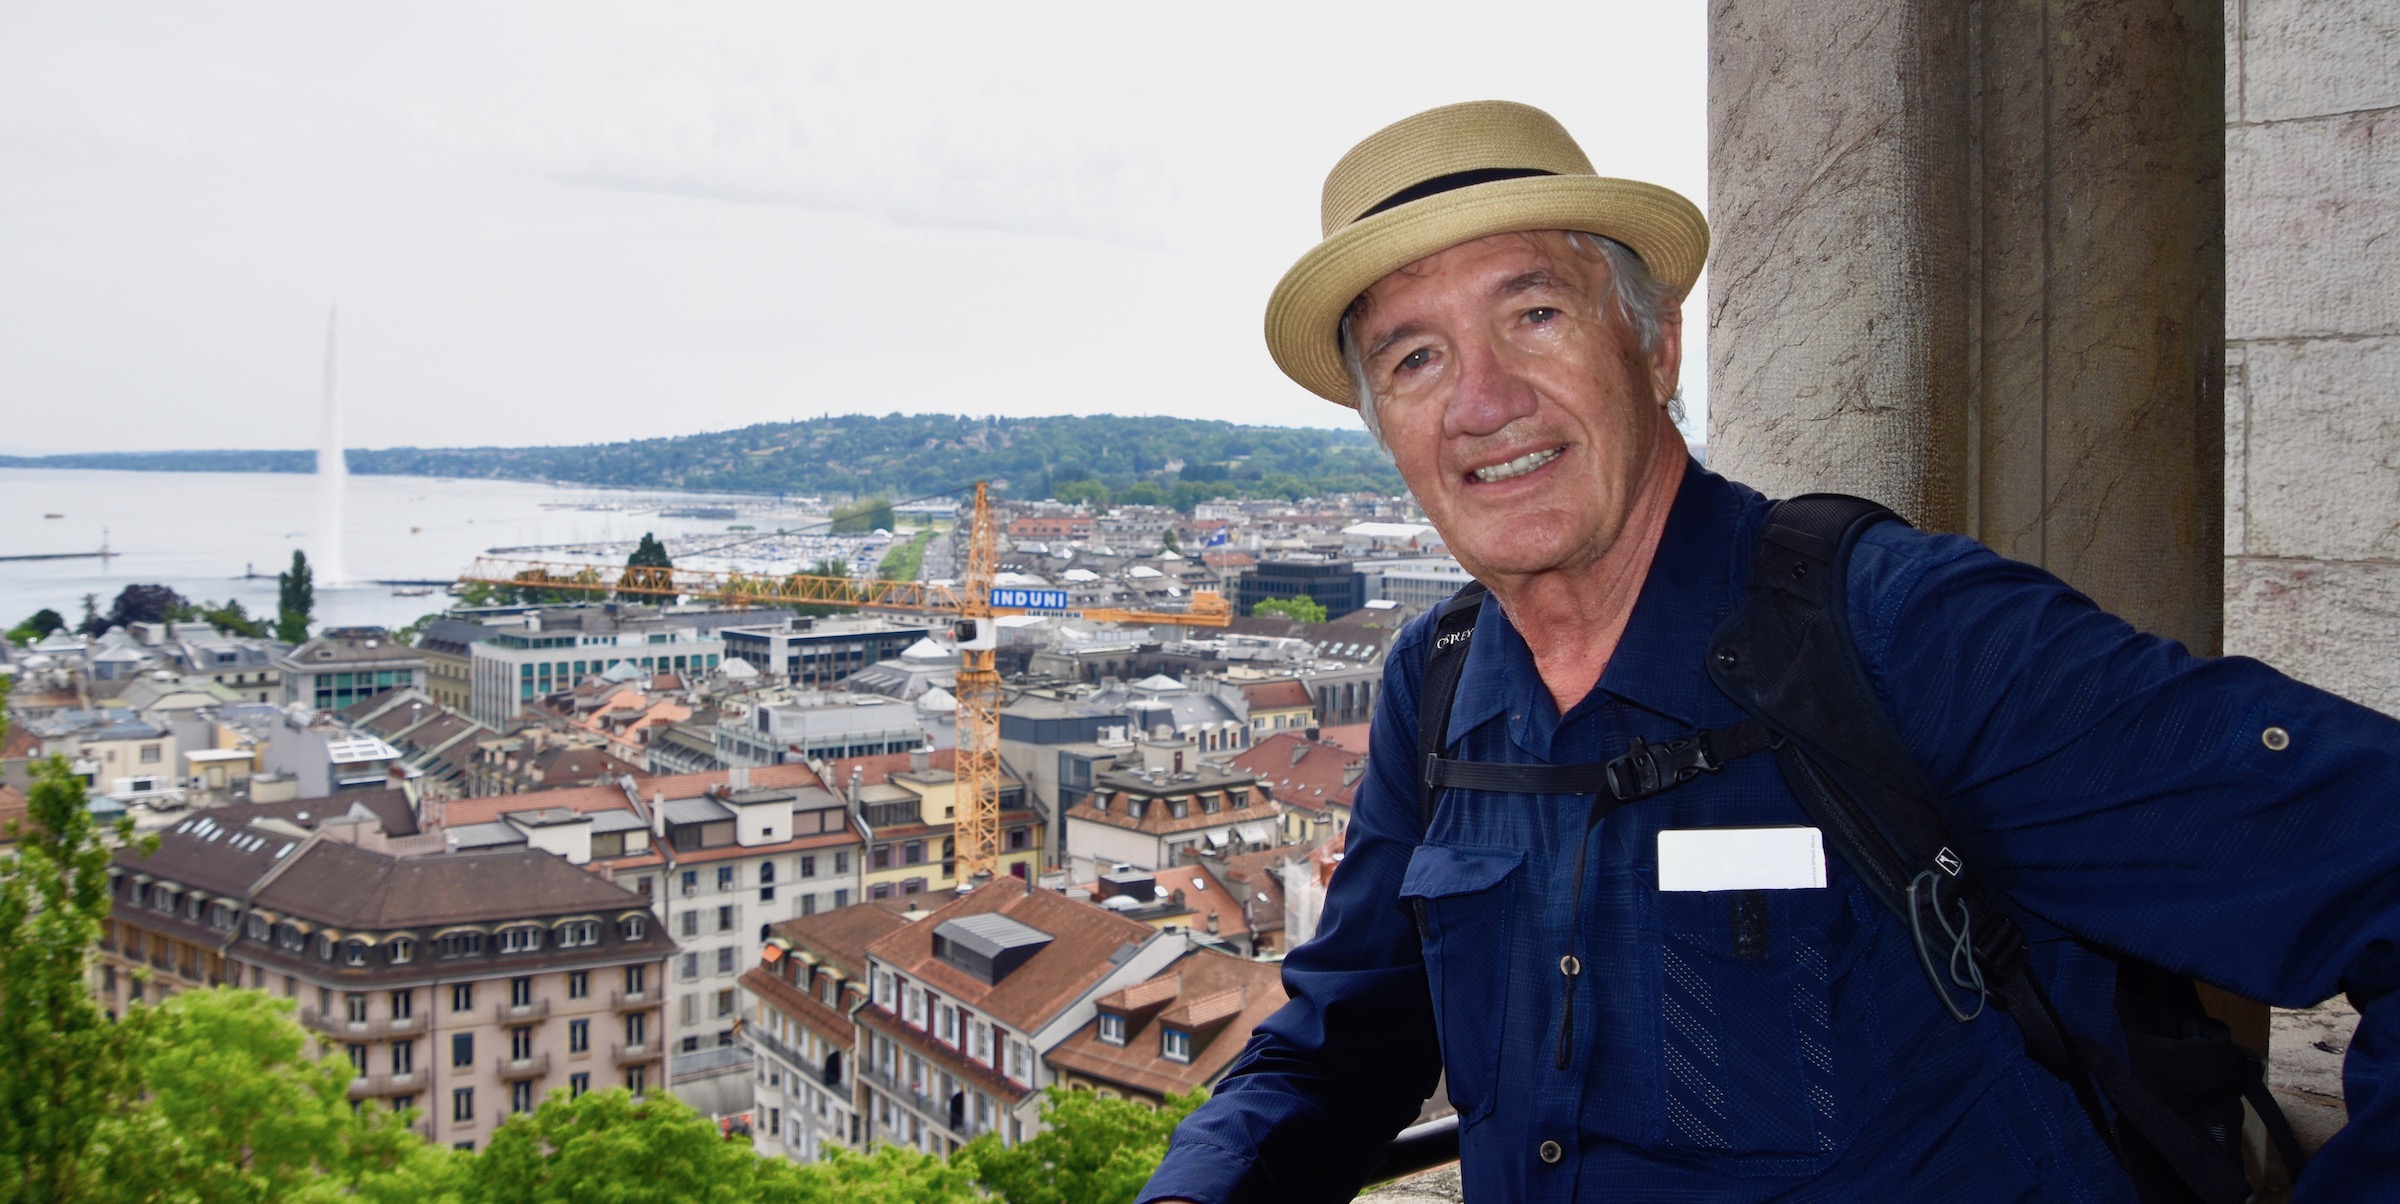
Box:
318, 305, 347, 586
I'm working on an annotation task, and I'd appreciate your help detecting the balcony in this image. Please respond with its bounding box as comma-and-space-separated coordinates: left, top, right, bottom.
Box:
496, 1052, 552, 1080
742, 1030, 844, 1091
610, 988, 656, 1012
302, 1008, 428, 1040
492, 998, 551, 1024
345, 1069, 427, 1100
612, 1041, 659, 1067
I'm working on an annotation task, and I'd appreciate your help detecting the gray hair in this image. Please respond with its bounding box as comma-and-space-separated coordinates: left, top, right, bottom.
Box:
1340, 231, 1684, 447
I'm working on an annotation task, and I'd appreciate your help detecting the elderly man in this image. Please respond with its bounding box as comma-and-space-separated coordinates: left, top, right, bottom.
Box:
1139, 101, 2399, 1203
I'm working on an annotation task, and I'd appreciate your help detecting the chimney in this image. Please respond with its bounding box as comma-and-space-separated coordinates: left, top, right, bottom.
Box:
1290, 740, 1309, 767
848, 767, 863, 807
1206, 912, 1220, 934
1305, 726, 1320, 742
1342, 759, 1366, 787
909, 745, 930, 775
651, 791, 667, 837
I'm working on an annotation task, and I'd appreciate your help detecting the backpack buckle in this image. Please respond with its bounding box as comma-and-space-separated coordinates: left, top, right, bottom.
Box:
1604, 734, 1720, 802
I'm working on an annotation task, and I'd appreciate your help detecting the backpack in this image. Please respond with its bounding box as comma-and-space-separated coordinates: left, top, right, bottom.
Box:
1414, 494, 2305, 1204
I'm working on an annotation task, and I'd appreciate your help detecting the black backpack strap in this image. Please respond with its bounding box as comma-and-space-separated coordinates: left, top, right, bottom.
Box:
1709, 494, 2256, 1204
1416, 582, 1488, 831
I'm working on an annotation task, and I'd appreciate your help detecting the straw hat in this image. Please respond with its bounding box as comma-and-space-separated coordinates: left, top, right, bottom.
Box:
1264, 100, 1709, 407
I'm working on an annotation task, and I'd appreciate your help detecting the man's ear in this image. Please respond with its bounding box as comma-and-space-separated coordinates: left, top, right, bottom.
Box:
1648, 307, 1685, 408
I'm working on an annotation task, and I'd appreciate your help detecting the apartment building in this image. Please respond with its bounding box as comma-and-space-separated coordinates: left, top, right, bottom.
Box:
467, 624, 723, 728
441, 764, 867, 1117
854, 878, 1185, 1156
277, 628, 429, 713
1236, 679, 1317, 737
1044, 947, 1287, 1106
1231, 729, 1362, 844
166, 630, 282, 704
717, 617, 935, 689
740, 898, 922, 1162
828, 748, 1044, 899
1061, 742, 1280, 880
716, 694, 925, 767
21, 709, 174, 797
95, 801, 675, 1151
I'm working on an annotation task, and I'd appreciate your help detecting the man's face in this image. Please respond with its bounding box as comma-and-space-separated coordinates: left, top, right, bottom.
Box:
1350, 230, 1683, 586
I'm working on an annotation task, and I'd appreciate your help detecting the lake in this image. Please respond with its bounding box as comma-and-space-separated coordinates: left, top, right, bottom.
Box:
0, 468, 833, 634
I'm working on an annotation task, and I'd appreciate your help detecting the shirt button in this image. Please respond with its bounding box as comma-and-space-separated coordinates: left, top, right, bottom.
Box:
2262, 726, 2291, 751
1538, 1139, 1563, 1164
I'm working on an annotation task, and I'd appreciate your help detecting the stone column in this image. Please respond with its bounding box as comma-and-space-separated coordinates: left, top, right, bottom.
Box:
1709, 0, 2225, 655
1709, 0, 2262, 1058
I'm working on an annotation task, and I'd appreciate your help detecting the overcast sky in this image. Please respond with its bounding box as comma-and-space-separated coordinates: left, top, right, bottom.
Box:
0, 2, 1706, 455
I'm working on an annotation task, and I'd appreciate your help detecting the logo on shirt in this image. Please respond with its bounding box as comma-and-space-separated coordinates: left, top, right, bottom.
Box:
1436, 630, 1473, 651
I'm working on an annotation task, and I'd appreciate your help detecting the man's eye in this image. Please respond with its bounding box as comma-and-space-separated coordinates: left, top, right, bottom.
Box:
1525, 306, 1561, 324
1397, 348, 1431, 372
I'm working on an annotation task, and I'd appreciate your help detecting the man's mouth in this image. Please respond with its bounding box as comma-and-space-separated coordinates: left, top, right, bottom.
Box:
1470, 446, 1564, 483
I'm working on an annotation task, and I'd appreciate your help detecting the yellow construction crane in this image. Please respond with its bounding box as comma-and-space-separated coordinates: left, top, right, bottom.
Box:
456, 482, 1232, 884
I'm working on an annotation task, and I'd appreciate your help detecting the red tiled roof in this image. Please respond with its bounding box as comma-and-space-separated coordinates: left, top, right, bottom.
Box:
867, 877, 1157, 1035
1315, 723, 1371, 753
1240, 679, 1315, 712
1044, 949, 1287, 1099
1230, 732, 1364, 815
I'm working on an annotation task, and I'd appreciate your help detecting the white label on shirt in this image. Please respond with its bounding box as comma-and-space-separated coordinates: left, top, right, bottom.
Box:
1657, 826, 1827, 892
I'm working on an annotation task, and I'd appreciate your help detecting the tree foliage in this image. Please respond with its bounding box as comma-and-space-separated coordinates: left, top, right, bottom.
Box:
1253, 596, 1328, 623
0, 700, 151, 1202
626, 532, 673, 569
960, 1086, 1206, 1204
78, 584, 191, 636
196, 598, 271, 639
5, 608, 64, 646
829, 497, 896, 535
277, 551, 315, 643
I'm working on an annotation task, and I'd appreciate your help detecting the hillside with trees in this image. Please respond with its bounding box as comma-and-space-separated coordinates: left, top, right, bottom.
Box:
0, 413, 1401, 501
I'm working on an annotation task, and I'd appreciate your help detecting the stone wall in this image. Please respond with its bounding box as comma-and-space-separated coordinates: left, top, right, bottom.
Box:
2223, 0, 2400, 716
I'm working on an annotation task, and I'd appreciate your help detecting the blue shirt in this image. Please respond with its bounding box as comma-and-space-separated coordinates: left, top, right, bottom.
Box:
1142, 462, 2400, 1203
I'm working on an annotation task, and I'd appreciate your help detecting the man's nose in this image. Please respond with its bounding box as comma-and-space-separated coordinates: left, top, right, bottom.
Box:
1443, 337, 1538, 438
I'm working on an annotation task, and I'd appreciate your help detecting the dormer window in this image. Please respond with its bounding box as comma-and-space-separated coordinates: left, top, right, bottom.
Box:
246, 915, 270, 942
1231, 789, 1250, 809
1170, 799, 1189, 819
343, 940, 369, 967
557, 921, 598, 948
498, 925, 543, 954
1161, 1027, 1192, 1063
620, 916, 647, 942
387, 937, 416, 964
279, 924, 305, 952
1098, 1013, 1126, 1046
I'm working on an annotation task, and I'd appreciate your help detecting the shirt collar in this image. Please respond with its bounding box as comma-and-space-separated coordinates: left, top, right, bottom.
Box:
1444, 459, 1755, 745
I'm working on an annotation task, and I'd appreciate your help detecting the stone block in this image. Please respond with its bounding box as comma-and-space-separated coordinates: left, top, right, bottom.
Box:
2227, 109, 2400, 341
2226, 344, 2249, 556
2225, 556, 2400, 716
2240, 335, 2400, 561
2241, 0, 2400, 124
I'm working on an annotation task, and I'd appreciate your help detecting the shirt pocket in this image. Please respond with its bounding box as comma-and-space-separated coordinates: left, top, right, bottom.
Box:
1399, 844, 1524, 1128
1650, 880, 1892, 1165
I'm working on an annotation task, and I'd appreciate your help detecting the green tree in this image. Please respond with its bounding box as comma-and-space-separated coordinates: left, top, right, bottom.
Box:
1052, 480, 1110, 510
1254, 596, 1328, 623
5, 608, 64, 646
277, 550, 315, 643
1160, 528, 1181, 554
89, 989, 449, 1204
1116, 481, 1166, 507
960, 1086, 1206, 1204
619, 532, 676, 599
829, 497, 896, 535
197, 598, 270, 639
0, 693, 151, 1203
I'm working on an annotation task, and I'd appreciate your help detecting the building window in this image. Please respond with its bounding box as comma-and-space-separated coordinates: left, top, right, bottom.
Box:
625, 964, 646, 995
511, 1081, 533, 1114
626, 1066, 647, 1096
392, 1039, 416, 1076
938, 1003, 957, 1044
680, 911, 700, 938
511, 1027, 534, 1060
800, 894, 816, 917
453, 1033, 475, 1069
510, 977, 533, 1008
387, 937, 415, 964
799, 855, 816, 878
680, 870, 699, 896
715, 989, 735, 1018
716, 905, 735, 933
570, 1019, 590, 1053
391, 989, 414, 1018
834, 851, 849, 875
621, 916, 647, 941
717, 866, 735, 891
903, 841, 924, 866
1161, 1028, 1191, 1063
557, 921, 598, 948
570, 1072, 590, 1099
452, 1088, 474, 1124
833, 889, 849, 908
680, 953, 700, 981
568, 971, 589, 1000
437, 931, 484, 959
760, 885, 776, 902
347, 1044, 368, 1076
498, 927, 542, 955
451, 984, 474, 1012
716, 947, 736, 974
1099, 1013, 1126, 1045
